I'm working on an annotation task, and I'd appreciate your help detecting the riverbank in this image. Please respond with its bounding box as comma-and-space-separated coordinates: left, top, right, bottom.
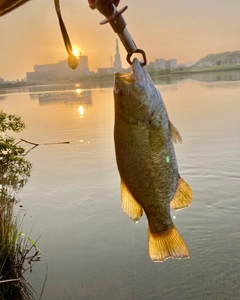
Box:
173, 63, 240, 75
1, 63, 240, 90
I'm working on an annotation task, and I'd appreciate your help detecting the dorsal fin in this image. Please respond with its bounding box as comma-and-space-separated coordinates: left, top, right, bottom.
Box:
169, 120, 182, 144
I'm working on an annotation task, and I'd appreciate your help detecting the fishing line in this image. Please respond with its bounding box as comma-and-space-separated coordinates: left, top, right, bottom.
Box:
131, 220, 137, 300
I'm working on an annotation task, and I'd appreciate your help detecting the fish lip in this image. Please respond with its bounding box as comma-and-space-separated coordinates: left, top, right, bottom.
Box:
114, 58, 146, 84
114, 72, 135, 82
114, 71, 135, 94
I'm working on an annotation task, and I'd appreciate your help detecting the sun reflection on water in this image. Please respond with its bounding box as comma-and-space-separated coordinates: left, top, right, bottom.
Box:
78, 105, 84, 118
75, 88, 82, 96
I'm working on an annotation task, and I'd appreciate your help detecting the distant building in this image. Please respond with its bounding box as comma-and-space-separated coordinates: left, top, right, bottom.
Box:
147, 58, 177, 71
147, 59, 165, 70
155, 59, 166, 69
26, 56, 90, 82
0, 78, 4, 83
165, 59, 177, 69
113, 39, 122, 71
97, 68, 114, 76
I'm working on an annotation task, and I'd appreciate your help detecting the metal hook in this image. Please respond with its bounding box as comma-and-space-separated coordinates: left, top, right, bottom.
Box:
127, 49, 147, 66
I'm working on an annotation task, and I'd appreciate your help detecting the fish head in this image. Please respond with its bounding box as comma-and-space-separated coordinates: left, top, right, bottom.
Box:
114, 58, 157, 124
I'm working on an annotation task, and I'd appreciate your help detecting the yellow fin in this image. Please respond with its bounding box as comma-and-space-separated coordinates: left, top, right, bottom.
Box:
121, 180, 143, 222
148, 225, 189, 262
169, 120, 182, 144
171, 177, 193, 210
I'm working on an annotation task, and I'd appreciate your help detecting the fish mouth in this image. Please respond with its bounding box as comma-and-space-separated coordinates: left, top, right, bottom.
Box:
114, 72, 135, 82
114, 72, 135, 94
114, 58, 147, 84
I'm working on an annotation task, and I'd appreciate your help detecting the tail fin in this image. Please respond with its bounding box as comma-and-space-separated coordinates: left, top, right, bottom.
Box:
148, 225, 189, 262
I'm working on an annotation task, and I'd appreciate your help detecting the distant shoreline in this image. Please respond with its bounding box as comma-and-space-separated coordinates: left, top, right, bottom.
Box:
0, 76, 114, 90
173, 64, 240, 75
1, 65, 240, 89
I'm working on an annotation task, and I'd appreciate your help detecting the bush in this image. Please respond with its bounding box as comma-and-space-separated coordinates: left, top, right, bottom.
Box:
0, 110, 40, 299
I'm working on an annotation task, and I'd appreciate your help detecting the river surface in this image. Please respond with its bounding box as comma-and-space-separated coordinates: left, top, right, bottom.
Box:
1, 73, 240, 299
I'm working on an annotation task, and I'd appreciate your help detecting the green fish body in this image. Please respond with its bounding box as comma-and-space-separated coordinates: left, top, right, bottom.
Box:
114, 58, 193, 262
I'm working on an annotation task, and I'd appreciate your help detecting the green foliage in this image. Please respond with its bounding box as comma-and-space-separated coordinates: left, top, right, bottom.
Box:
148, 68, 172, 76
0, 110, 26, 133
0, 81, 29, 89
0, 110, 38, 299
189, 63, 240, 73
197, 51, 240, 65
0, 110, 32, 193
0, 211, 40, 300
156, 68, 171, 76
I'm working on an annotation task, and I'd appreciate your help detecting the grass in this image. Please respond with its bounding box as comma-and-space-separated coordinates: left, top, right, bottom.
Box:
189, 63, 240, 73
0, 193, 41, 300
0, 110, 43, 299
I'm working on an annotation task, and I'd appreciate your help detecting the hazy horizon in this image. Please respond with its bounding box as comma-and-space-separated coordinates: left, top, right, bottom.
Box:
0, 0, 240, 80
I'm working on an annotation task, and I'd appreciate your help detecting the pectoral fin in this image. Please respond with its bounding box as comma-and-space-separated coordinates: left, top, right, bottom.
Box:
121, 180, 143, 222
169, 120, 182, 144
170, 177, 193, 210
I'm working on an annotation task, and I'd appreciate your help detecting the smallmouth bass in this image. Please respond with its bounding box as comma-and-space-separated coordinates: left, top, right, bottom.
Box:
113, 58, 193, 262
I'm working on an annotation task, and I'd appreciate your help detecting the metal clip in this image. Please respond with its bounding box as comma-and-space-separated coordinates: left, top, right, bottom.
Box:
100, 5, 147, 66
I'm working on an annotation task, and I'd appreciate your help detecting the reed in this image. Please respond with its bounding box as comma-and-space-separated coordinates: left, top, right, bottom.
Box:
0, 195, 41, 299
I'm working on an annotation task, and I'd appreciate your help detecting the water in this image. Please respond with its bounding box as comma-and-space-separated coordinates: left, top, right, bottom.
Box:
1, 73, 240, 299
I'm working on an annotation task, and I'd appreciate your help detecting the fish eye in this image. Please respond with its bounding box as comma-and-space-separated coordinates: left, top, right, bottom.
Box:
117, 89, 125, 97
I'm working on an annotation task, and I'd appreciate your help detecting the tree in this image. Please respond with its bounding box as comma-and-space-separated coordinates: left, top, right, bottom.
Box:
0, 110, 32, 194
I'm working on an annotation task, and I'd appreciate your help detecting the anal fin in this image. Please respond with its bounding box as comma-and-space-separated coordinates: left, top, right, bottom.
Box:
171, 177, 193, 210
148, 225, 189, 262
121, 180, 143, 222
169, 120, 182, 144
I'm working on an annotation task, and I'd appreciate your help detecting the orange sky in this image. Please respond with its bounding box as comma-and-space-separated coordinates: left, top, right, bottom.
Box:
0, 0, 239, 80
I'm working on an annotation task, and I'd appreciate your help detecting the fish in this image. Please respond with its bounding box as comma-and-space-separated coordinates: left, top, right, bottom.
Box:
113, 58, 193, 262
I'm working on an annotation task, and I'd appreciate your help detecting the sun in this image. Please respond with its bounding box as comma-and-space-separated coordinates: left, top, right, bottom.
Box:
72, 48, 79, 57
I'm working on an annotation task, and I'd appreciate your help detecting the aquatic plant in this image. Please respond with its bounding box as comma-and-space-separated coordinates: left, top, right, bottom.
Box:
0, 208, 41, 299
0, 110, 41, 299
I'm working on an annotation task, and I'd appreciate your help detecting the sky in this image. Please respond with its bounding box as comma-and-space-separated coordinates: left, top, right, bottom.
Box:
0, 0, 240, 81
